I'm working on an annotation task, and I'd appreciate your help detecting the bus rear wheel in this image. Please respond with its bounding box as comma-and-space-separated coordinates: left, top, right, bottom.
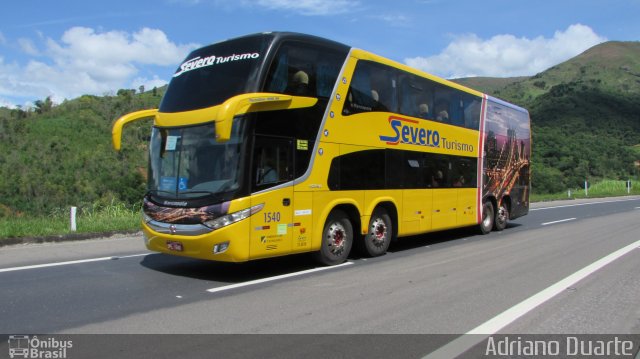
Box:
362, 208, 392, 257
315, 210, 353, 266
479, 201, 494, 235
494, 201, 509, 231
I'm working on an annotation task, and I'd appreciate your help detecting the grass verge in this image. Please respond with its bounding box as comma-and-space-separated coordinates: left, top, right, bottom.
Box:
0, 203, 141, 240
531, 179, 640, 202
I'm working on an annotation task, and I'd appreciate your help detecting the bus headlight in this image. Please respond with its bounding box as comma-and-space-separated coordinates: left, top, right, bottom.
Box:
203, 203, 264, 230
142, 211, 152, 224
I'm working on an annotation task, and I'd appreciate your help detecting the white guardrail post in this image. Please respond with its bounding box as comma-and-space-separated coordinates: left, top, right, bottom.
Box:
70, 206, 77, 232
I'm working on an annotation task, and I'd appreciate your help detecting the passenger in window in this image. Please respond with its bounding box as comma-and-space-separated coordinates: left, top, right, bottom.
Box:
371, 89, 379, 102
419, 103, 429, 119
370, 89, 390, 112
287, 70, 311, 96
431, 170, 444, 187
434, 100, 450, 123
436, 110, 449, 122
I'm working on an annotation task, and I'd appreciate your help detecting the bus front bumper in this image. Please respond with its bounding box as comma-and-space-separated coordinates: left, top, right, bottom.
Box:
142, 219, 251, 262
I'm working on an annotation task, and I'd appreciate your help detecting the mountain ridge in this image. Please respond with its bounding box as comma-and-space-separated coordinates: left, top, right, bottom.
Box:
454, 41, 640, 192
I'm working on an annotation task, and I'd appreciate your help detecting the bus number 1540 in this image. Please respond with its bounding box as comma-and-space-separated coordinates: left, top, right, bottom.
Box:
264, 212, 281, 223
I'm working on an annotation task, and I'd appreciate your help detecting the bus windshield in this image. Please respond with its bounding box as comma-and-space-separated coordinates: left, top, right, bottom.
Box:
159, 34, 272, 113
148, 119, 248, 201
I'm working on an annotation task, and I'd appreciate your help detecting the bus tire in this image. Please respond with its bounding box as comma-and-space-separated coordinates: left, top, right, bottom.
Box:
362, 208, 392, 257
494, 201, 508, 231
314, 209, 353, 266
479, 201, 494, 235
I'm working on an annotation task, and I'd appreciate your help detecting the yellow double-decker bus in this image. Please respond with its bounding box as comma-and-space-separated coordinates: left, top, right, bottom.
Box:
113, 32, 530, 265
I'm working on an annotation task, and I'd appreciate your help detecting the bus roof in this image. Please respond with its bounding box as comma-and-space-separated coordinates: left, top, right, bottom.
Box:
485, 95, 529, 114
348, 48, 485, 98
194, 32, 523, 110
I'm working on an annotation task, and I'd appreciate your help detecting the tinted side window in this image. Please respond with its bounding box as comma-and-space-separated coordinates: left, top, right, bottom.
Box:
394, 70, 483, 130
399, 75, 434, 120
253, 102, 326, 180
433, 85, 454, 125
343, 61, 397, 115
328, 150, 385, 190
264, 42, 346, 98
252, 135, 294, 191
462, 93, 481, 130
328, 148, 477, 190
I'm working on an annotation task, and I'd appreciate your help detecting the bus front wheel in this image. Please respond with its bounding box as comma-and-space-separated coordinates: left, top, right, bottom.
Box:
315, 210, 353, 266
479, 201, 494, 235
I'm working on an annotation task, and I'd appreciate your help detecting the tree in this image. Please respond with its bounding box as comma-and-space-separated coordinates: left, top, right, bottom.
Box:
34, 96, 53, 114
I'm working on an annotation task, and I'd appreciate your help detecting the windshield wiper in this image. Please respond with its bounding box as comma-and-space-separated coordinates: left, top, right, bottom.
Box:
147, 189, 225, 202
146, 189, 175, 197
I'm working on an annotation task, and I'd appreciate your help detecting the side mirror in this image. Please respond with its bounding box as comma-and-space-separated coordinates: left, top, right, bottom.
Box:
112, 109, 158, 151
214, 93, 317, 142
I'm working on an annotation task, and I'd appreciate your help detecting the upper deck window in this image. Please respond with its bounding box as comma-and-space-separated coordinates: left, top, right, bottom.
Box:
263, 42, 347, 99
343, 60, 482, 130
343, 61, 398, 115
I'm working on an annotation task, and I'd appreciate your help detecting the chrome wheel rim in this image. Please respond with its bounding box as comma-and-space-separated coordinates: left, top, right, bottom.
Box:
482, 206, 492, 228
369, 217, 388, 247
497, 206, 508, 224
326, 222, 346, 256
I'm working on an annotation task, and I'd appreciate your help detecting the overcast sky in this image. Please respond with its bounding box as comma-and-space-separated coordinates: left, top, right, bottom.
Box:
1, 0, 639, 108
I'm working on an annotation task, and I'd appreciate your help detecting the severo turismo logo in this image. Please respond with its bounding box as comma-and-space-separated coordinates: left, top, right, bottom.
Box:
173, 52, 260, 77
378, 115, 474, 153
379, 116, 440, 147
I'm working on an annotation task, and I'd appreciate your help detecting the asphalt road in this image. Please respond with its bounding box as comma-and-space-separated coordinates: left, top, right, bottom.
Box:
1, 196, 639, 358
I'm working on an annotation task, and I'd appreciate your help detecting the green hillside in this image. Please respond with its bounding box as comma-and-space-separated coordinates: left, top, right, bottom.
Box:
0, 89, 163, 217
454, 41, 640, 193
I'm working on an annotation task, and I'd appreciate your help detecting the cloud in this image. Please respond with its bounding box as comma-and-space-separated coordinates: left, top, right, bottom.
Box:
405, 24, 607, 79
0, 32, 6, 45
130, 75, 169, 92
0, 27, 198, 106
369, 13, 411, 27
18, 38, 40, 56
0, 97, 16, 108
250, 0, 360, 16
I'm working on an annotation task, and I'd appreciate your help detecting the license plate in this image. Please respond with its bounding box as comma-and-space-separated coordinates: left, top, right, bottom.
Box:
167, 241, 183, 252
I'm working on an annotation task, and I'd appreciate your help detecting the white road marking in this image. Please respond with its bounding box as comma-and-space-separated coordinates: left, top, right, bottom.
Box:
531, 197, 640, 211
206, 261, 354, 293
0, 253, 149, 273
423, 238, 640, 359
541, 218, 576, 226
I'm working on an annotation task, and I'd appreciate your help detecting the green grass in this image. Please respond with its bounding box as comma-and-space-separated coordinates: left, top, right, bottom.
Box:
0, 202, 142, 240
531, 179, 640, 202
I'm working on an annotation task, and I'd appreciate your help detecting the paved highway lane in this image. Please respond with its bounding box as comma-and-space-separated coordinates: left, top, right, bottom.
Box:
1, 196, 639, 339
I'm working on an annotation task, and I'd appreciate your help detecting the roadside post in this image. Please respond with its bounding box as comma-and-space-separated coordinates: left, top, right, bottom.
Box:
70, 206, 77, 232
585, 179, 588, 197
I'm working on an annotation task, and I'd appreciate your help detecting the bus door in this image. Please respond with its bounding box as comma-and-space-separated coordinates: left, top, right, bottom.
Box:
249, 135, 294, 259
430, 158, 458, 230
393, 151, 432, 234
